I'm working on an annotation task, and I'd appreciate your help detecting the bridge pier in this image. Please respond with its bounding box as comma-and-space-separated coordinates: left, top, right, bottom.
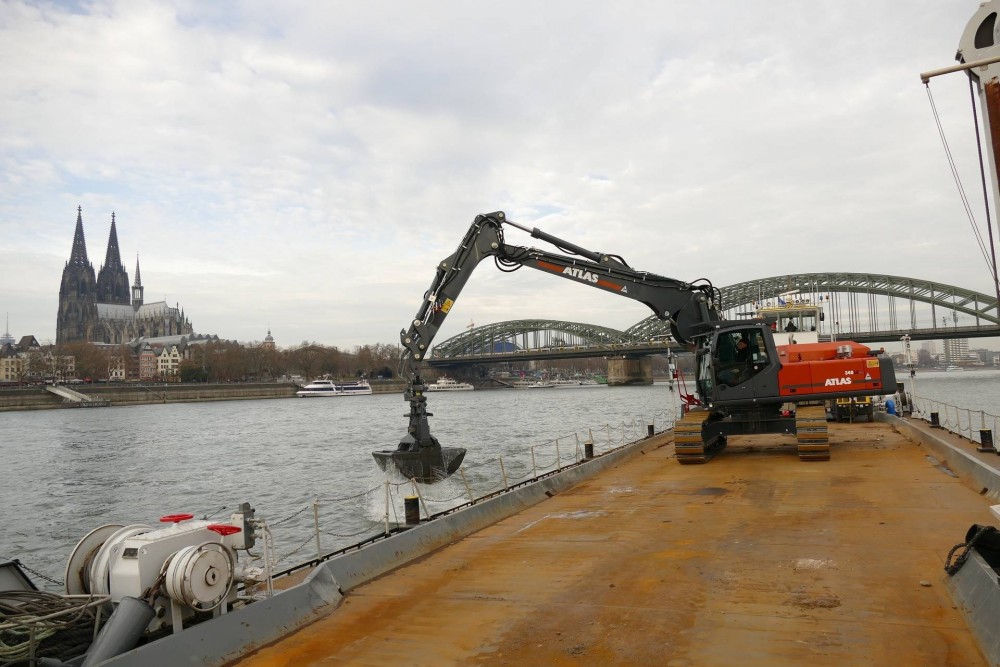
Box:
606, 357, 652, 386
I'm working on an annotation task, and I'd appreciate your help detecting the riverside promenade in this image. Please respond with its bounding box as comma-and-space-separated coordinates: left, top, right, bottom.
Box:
0, 381, 408, 411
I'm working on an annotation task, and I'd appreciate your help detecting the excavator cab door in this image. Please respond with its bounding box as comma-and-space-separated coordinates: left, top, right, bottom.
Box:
705, 325, 781, 406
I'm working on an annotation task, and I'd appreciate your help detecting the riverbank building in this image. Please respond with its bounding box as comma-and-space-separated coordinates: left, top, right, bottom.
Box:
56, 207, 194, 345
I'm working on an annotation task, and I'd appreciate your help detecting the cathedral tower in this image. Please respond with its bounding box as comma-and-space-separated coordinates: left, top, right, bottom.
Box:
56, 207, 98, 344
56, 208, 194, 345
96, 212, 131, 305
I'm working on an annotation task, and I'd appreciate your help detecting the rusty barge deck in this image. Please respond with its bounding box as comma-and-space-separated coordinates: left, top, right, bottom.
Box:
228, 419, 997, 666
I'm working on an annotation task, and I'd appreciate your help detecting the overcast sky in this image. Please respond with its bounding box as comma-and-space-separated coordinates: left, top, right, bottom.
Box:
1, 0, 996, 351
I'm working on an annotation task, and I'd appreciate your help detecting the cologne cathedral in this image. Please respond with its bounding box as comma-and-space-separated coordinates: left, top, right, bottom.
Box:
56, 207, 194, 344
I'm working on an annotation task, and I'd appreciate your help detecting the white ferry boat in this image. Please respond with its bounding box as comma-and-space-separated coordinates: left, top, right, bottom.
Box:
426, 377, 475, 392
296, 379, 339, 397
336, 379, 373, 396
296, 379, 373, 397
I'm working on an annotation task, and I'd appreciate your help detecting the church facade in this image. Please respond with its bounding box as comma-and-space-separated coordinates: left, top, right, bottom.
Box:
56, 207, 194, 345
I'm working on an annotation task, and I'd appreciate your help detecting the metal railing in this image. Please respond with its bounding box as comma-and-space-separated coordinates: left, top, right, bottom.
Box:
262, 407, 677, 575
911, 395, 999, 447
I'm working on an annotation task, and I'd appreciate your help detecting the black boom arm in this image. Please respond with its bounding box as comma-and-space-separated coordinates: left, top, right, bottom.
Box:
398, 211, 721, 379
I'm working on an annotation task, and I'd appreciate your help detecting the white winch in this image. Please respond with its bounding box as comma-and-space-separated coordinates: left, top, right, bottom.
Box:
64, 502, 267, 635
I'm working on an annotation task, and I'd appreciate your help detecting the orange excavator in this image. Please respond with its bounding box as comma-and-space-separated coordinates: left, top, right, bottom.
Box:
373, 212, 895, 481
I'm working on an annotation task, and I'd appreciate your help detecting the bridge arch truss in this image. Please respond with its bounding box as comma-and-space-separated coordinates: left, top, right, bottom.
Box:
431, 319, 631, 358
626, 272, 999, 341
429, 272, 1000, 362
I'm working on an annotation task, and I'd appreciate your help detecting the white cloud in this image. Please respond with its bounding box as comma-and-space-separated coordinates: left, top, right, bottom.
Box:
0, 0, 997, 349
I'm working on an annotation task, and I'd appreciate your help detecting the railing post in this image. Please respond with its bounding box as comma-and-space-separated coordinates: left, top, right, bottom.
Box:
499, 457, 509, 491
555, 438, 561, 469
530, 446, 537, 478
383, 480, 390, 535
313, 499, 321, 560
459, 469, 475, 503
575, 433, 581, 462
411, 480, 428, 518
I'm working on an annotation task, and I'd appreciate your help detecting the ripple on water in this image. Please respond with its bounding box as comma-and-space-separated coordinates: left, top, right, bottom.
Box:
3, 386, 681, 586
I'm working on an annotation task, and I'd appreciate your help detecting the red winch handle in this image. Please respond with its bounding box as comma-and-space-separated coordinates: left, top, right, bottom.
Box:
159, 513, 195, 523
207, 524, 242, 536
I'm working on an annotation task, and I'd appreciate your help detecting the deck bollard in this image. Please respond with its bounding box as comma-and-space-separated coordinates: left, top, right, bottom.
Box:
404, 496, 420, 525
647, 424, 655, 437
980, 429, 996, 453
930, 412, 940, 428
584, 440, 594, 459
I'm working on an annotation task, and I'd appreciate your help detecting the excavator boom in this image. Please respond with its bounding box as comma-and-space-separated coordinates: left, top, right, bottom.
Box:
397, 211, 720, 379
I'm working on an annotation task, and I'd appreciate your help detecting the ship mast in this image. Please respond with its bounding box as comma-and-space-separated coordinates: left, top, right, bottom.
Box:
920, 2, 1000, 316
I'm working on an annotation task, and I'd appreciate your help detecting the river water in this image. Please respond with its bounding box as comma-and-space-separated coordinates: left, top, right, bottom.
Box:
902, 368, 1000, 416
2, 371, 996, 590
0, 383, 680, 588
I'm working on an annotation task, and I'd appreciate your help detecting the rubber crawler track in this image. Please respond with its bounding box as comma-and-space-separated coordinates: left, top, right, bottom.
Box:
795, 405, 830, 461
674, 410, 713, 464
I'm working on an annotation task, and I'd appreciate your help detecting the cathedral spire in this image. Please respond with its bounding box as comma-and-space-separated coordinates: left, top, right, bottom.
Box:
103, 212, 123, 270
68, 206, 90, 267
57, 207, 98, 344
132, 254, 144, 307
96, 211, 131, 305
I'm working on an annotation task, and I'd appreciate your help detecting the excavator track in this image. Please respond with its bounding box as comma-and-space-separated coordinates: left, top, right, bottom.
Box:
795, 405, 830, 461
674, 410, 714, 464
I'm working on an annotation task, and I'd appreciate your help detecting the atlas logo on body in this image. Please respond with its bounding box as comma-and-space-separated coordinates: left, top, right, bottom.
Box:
824, 377, 852, 386
536, 259, 625, 292
562, 267, 600, 283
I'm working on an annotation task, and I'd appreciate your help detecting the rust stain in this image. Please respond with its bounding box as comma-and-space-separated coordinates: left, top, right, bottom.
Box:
230, 423, 990, 667
985, 78, 1000, 180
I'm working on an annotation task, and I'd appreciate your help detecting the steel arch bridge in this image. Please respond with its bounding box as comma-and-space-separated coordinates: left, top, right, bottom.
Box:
626, 272, 1000, 341
428, 272, 1000, 365
432, 319, 632, 358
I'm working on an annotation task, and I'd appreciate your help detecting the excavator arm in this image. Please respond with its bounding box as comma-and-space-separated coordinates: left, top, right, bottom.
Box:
398, 211, 721, 379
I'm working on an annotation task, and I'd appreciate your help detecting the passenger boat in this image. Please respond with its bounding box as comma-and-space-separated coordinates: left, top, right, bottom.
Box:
296, 379, 373, 397
426, 377, 475, 391
334, 379, 373, 396
295, 379, 339, 397
526, 380, 555, 389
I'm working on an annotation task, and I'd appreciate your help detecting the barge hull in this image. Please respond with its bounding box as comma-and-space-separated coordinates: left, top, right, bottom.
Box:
230, 419, 992, 666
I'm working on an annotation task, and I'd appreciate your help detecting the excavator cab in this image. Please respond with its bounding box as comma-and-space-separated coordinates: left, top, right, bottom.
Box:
697, 324, 782, 407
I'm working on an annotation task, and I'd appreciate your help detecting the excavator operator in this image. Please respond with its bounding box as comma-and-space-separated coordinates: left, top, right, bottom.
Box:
718, 333, 751, 386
